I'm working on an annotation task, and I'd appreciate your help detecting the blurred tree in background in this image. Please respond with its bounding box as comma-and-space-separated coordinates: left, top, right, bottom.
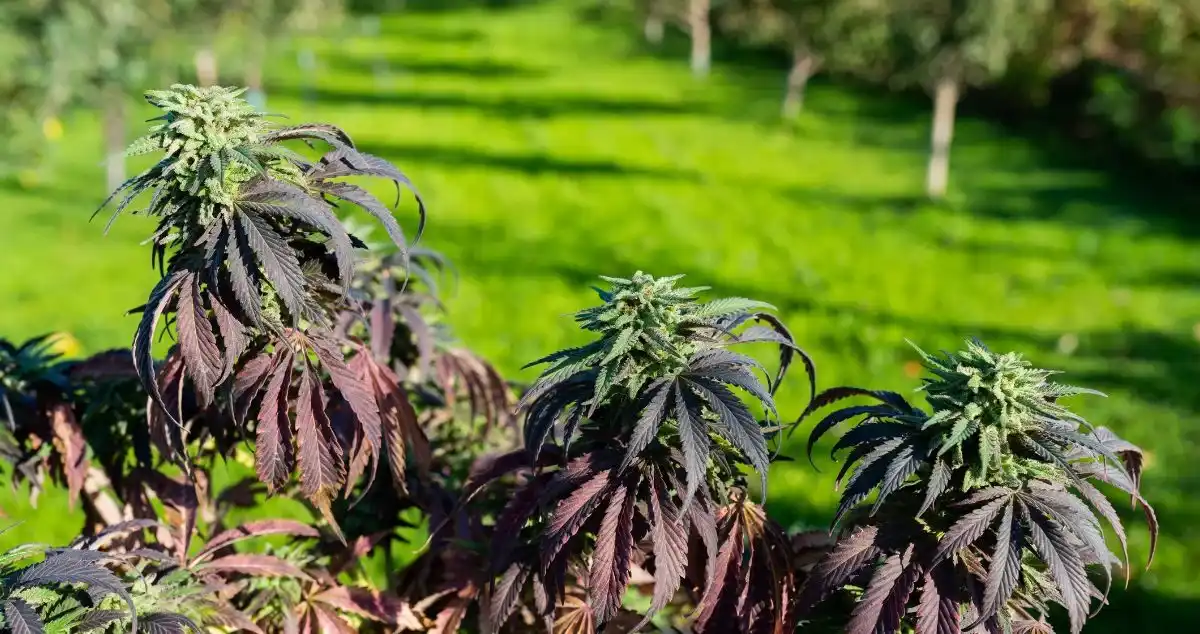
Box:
721, 0, 891, 118
39, 0, 160, 191
0, 0, 349, 185
0, 1, 51, 181
627, 0, 722, 76
1092, 0, 1200, 167
163, 0, 237, 87
5, 0, 1200, 194
611, 0, 1200, 193
881, 0, 1054, 199
1, 0, 161, 187
223, 0, 347, 107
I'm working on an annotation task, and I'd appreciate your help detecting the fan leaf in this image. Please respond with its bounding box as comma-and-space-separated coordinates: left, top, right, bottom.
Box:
982, 500, 1023, 618
2, 598, 44, 634
177, 273, 222, 404
255, 349, 295, 491
237, 213, 308, 322
800, 525, 881, 610
195, 553, 310, 579
589, 483, 636, 623
935, 495, 1012, 563
295, 363, 346, 529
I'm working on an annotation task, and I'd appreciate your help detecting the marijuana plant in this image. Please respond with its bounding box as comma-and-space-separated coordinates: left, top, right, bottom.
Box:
801, 339, 1158, 634
0, 335, 78, 507
97, 84, 425, 527
0, 540, 137, 634
473, 272, 815, 632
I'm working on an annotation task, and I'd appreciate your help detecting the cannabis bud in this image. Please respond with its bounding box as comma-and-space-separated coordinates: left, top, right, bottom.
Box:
914, 339, 1104, 488
572, 271, 712, 406
129, 85, 282, 210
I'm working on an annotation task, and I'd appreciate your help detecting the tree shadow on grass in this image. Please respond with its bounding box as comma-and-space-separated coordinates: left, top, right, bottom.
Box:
322, 52, 547, 80
1085, 588, 1200, 634
270, 85, 700, 120
384, 0, 542, 12
356, 140, 699, 180
780, 181, 1200, 241
373, 21, 487, 43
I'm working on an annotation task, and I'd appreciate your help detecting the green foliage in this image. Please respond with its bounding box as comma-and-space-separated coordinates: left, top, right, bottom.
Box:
880, 0, 1054, 86
721, 0, 892, 71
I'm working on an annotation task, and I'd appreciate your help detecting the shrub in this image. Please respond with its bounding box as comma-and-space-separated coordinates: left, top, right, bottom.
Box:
0, 85, 1156, 634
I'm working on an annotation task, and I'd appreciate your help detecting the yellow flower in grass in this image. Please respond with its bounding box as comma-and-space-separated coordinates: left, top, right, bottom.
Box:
42, 116, 64, 141
15, 169, 40, 189
46, 332, 82, 357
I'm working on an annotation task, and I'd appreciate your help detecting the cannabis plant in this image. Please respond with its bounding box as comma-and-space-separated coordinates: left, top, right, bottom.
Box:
0, 540, 137, 633
801, 339, 1158, 634
98, 84, 425, 527
0, 335, 77, 506
0, 337, 155, 527
472, 271, 814, 632
335, 245, 514, 488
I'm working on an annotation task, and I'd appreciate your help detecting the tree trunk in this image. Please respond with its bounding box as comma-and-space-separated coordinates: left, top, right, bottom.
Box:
84, 467, 126, 527
689, 0, 710, 77
246, 40, 267, 110
103, 90, 126, 193
643, 0, 665, 45
644, 14, 665, 44
246, 45, 264, 93
782, 48, 816, 119
925, 76, 959, 200
194, 46, 218, 87
298, 48, 318, 104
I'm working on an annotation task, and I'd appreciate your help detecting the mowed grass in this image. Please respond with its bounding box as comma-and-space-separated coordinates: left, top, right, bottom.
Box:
2, 1, 1199, 629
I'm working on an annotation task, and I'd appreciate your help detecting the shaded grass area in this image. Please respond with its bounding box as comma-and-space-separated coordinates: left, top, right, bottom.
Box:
1, 2, 1198, 630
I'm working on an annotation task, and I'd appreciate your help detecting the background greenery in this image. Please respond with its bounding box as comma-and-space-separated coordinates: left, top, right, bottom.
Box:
1, 1, 1197, 631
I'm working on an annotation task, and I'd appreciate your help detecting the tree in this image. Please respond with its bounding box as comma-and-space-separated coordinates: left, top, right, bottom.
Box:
228, 0, 346, 108
689, 0, 713, 76
37, 0, 163, 191
619, 0, 717, 76
0, 0, 67, 181
161, 0, 245, 86
639, 0, 668, 43
884, 0, 1053, 198
1090, 0, 1200, 167
0, 1, 169, 190
722, 0, 892, 118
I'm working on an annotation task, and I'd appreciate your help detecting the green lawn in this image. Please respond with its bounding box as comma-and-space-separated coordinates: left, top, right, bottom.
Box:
2, 1, 1199, 630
